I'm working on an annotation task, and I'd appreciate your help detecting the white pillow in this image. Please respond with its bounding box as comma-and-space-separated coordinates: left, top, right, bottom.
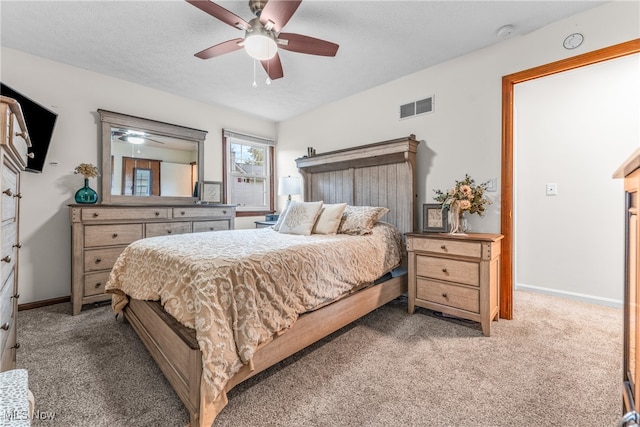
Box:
312, 203, 347, 235
338, 205, 389, 235
278, 201, 324, 236
273, 202, 291, 231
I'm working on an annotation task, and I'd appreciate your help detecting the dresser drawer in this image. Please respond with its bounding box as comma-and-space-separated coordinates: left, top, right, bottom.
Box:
84, 271, 111, 296
192, 220, 230, 233
409, 237, 482, 258
85, 224, 143, 248
81, 207, 170, 222
9, 113, 29, 167
173, 207, 233, 219
1, 158, 18, 223
84, 247, 127, 272
145, 221, 191, 238
0, 319, 16, 371
416, 278, 479, 313
0, 223, 17, 286
416, 255, 479, 287
0, 270, 15, 354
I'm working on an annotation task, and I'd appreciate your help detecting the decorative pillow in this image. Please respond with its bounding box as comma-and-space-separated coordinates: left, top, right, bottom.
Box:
338, 205, 389, 236
278, 201, 324, 236
273, 202, 291, 231
312, 203, 347, 235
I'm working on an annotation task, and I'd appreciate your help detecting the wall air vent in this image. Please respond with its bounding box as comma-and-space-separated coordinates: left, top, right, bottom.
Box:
399, 95, 434, 120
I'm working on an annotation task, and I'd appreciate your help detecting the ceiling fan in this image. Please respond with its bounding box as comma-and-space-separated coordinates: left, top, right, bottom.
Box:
112, 130, 164, 145
185, 0, 339, 81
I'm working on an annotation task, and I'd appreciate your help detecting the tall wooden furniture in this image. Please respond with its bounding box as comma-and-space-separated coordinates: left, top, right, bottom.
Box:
0, 97, 31, 371
614, 149, 640, 426
69, 204, 236, 315
406, 232, 503, 336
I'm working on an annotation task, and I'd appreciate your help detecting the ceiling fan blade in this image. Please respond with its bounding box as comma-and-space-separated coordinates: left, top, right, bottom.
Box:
278, 33, 339, 57
185, 0, 250, 30
195, 38, 244, 59
261, 54, 284, 80
259, 0, 302, 33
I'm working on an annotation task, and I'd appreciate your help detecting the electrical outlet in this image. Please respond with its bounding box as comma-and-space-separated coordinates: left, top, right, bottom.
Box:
546, 183, 558, 196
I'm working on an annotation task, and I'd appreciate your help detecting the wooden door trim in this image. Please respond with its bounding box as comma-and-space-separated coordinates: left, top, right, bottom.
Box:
500, 38, 640, 320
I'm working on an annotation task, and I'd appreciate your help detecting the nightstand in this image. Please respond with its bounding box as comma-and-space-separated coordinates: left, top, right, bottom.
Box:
255, 220, 277, 228
406, 232, 503, 336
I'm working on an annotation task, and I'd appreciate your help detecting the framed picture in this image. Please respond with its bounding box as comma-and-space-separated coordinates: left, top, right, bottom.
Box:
201, 181, 223, 203
423, 203, 448, 232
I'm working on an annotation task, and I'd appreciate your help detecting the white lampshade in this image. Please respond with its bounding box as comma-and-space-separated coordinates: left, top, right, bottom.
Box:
244, 32, 277, 60
278, 176, 301, 199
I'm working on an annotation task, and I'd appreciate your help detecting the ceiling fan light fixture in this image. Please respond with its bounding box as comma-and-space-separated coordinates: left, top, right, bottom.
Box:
244, 20, 277, 60
244, 33, 277, 60
127, 136, 145, 145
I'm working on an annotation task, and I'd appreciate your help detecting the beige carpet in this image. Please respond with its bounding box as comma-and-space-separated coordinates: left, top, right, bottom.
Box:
17, 290, 622, 426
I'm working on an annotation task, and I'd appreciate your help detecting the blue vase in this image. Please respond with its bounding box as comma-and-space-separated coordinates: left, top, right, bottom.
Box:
75, 178, 98, 204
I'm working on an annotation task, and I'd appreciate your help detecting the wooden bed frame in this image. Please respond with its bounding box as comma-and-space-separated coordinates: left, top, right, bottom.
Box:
122, 135, 420, 426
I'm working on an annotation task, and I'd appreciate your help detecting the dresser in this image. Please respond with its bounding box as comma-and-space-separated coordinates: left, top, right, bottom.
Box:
406, 232, 503, 336
614, 149, 640, 426
0, 97, 31, 371
70, 204, 236, 315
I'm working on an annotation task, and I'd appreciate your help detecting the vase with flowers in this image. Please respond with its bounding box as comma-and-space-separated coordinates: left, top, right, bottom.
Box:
74, 163, 99, 204
433, 174, 491, 234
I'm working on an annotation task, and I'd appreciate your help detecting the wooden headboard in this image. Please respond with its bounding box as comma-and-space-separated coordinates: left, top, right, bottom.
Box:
295, 135, 419, 235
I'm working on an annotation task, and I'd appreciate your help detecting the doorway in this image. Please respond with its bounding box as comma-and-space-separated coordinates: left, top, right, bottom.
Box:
499, 39, 640, 319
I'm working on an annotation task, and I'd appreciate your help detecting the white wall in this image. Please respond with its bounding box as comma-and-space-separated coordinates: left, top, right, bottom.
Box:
515, 54, 640, 306
1, 47, 276, 304
276, 1, 640, 303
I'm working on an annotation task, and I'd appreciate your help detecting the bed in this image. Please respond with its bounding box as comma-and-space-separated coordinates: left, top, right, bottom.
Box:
106, 135, 419, 426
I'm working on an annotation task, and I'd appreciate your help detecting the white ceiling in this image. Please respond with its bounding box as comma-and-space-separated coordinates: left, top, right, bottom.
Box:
1, 1, 605, 122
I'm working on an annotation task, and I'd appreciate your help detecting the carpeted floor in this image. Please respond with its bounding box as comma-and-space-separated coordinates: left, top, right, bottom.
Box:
17, 290, 622, 426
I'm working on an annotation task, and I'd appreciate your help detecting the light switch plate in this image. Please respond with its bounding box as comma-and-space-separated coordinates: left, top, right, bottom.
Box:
546, 183, 558, 196
485, 177, 497, 192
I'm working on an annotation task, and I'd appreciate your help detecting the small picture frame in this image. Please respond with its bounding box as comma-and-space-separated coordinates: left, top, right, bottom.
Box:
423, 203, 448, 232
201, 181, 223, 204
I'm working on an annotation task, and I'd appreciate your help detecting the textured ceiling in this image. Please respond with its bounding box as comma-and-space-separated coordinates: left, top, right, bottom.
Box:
1, 1, 605, 122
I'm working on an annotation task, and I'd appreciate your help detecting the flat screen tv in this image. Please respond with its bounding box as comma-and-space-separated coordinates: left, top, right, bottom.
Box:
0, 83, 58, 173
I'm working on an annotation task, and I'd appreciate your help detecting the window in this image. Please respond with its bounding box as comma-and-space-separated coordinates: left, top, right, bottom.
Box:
223, 129, 274, 215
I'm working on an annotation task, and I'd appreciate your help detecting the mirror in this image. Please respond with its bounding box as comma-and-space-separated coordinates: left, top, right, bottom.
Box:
98, 109, 207, 205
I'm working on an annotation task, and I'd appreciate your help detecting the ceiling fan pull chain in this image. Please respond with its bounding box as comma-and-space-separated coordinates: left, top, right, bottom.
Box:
266, 60, 272, 85
252, 58, 258, 88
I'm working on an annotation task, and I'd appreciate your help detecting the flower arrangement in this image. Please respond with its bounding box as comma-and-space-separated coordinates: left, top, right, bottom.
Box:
74, 163, 99, 179
434, 174, 491, 233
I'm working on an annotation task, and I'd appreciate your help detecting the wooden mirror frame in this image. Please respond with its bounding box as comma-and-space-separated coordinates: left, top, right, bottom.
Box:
98, 109, 207, 205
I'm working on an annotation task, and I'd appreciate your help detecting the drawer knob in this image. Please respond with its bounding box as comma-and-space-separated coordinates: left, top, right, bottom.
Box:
442, 293, 448, 299
222, 210, 227, 214
95, 258, 102, 264
2, 188, 12, 197
1, 255, 11, 263
0, 323, 9, 330
94, 282, 102, 289
15, 131, 27, 139
13, 192, 22, 199
11, 343, 20, 349
167, 230, 172, 234
11, 293, 19, 299
180, 211, 185, 215
93, 212, 99, 217
155, 211, 160, 216
27, 152, 34, 159
440, 245, 446, 250
112, 233, 118, 238
442, 268, 448, 273
13, 242, 21, 249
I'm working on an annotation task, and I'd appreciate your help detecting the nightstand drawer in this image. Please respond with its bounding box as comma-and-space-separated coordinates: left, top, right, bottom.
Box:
145, 221, 191, 237
409, 238, 482, 258
84, 247, 126, 272
192, 220, 230, 233
85, 224, 143, 247
84, 271, 111, 296
416, 255, 479, 286
173, 207, 233, 219
416, 278, 479, 313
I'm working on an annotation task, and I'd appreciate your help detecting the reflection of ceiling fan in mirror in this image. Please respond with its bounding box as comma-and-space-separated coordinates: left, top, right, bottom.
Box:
111, 130, 165, 145
185, 0, 339, 81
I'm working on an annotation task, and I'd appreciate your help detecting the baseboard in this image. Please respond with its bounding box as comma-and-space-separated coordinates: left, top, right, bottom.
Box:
18, 296, 70, 311
515, 283, 622, 309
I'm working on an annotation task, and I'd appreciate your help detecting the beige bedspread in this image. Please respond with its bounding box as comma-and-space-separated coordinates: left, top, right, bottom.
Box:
106, 222, 403, 425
